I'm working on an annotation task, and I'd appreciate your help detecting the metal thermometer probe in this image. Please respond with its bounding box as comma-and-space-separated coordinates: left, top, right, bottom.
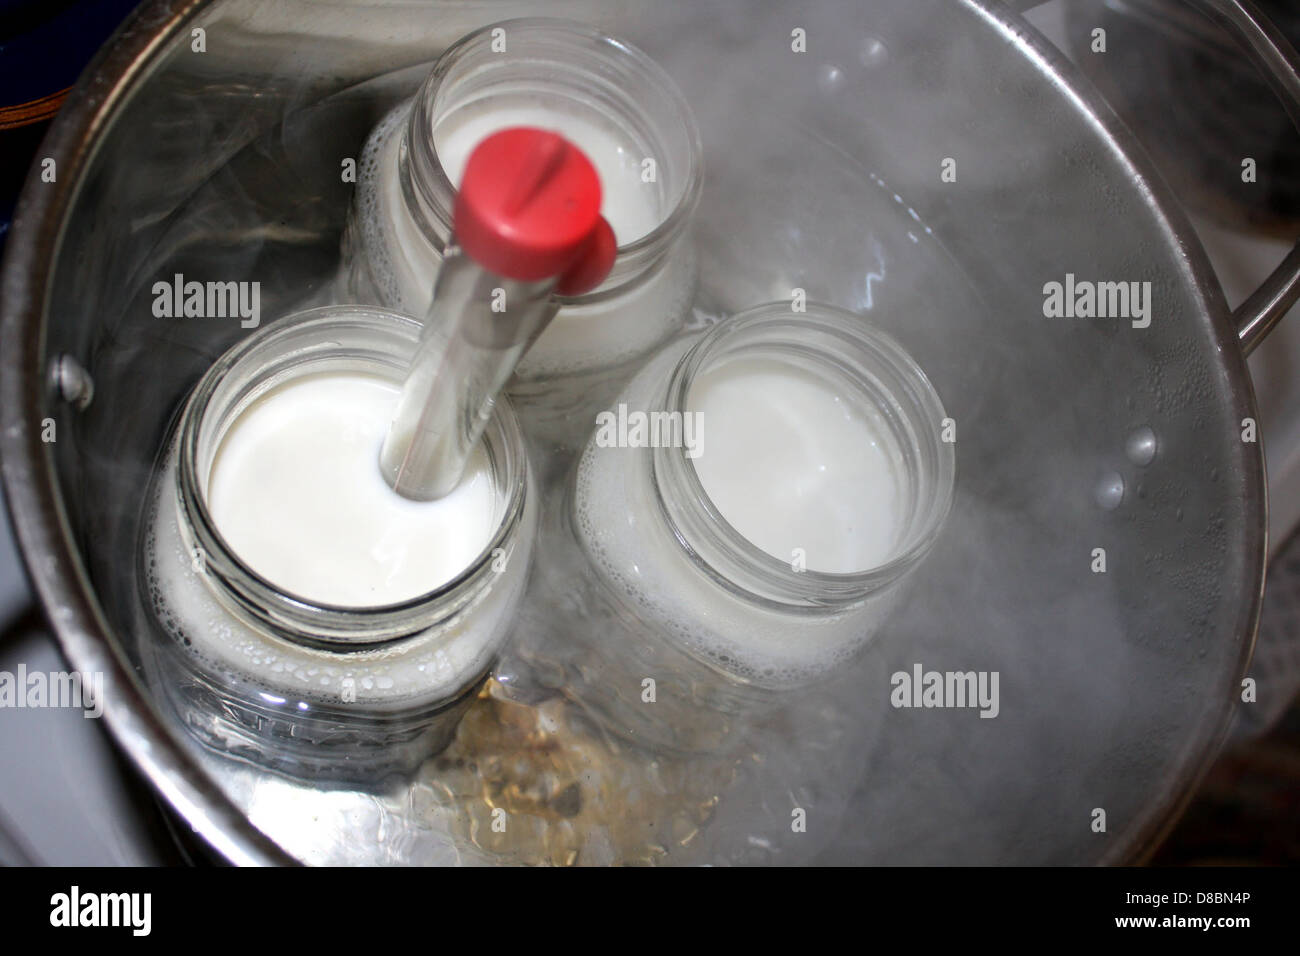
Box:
379, 127, 616, 500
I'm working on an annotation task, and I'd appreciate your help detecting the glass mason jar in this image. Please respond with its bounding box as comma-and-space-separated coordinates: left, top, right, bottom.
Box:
541, 301, 955, 753
338, 17, 703, 453
141, 306, 537, 781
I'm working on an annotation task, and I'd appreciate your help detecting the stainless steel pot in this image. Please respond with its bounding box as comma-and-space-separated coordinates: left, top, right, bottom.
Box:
2, 0, 1298, 865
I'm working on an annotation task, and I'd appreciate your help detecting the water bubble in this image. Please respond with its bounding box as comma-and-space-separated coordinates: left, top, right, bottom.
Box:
817, 63, 845, 95
1125, 426, 1157, 466
1095, 472, 1125, 510
859, 35, 888, 67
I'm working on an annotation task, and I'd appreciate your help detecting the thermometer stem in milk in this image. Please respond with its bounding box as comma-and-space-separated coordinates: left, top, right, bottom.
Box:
379, 127, 614, 500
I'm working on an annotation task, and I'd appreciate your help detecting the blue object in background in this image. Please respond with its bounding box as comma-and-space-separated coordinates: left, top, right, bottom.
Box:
0, 0, 139, 251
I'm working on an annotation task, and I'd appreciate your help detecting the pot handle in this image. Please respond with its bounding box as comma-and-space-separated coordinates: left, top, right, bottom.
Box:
1190, 0, 1300, 355
1009, 0, 1300, 355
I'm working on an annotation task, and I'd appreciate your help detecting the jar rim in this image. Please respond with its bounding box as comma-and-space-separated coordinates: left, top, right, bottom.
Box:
176, 305, 530, 646
404, 17, 704, 293
652, 301, 956, 607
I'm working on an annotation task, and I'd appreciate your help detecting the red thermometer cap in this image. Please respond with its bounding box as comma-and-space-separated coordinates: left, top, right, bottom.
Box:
453, 127, 616, 295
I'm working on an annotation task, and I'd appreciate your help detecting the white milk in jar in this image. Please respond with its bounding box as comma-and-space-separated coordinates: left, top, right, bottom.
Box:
204, 371, 496, 607
143, 306, 536, 779
687, 355, 907, 574
339, 18, 702, 448
554, 301, 955, 752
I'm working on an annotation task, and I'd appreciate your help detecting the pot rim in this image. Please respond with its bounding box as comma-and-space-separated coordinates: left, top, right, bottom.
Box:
965, 0, 1267, 864
0, 0, 295, 866
0, 0, 1266, 867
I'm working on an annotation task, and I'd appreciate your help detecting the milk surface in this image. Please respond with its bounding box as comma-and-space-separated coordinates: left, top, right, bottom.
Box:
207, 370, 496, 607
686, 355, 905, 573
